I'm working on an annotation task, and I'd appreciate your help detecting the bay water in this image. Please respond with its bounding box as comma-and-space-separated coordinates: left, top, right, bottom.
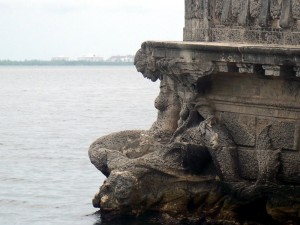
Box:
0, 66, 159, 225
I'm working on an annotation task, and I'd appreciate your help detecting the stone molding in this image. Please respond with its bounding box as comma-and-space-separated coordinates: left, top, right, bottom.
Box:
135, 41, 300, 84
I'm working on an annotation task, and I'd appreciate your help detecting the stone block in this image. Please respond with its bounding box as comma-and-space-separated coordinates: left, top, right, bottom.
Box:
293, 32, 300, 43
191, 19, 202, 28
221, 112, 256, 147
279, 150, 300, 183
184, 0, 299, 45
211, 28, 228, 42
284, 32, 300, 45
227, 29, 244, 42
260, 31, 284, 45
257, 119, 299, 151
236, 63, 255, 73
237, 148, 258, 180
262, 65, 282, 76
183, 28, 193, 41
294, 67, 300, 77
215, 62, 237, 73
284, 32, 294, 45
194, 28, 210, 41
184, 19, 193, 29
216, 62, 229, 72
292, 0, 300, 20
244, 30, 260, 43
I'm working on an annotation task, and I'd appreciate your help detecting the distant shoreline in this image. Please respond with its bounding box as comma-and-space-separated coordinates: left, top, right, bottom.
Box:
0, 60, 134, 66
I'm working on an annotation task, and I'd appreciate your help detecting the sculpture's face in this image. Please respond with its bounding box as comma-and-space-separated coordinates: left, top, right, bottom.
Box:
134, 48, 160, 82
100, 171, 139, 211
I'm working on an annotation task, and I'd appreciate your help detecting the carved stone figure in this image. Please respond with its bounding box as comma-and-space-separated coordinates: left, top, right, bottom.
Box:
186, 0, 202, 19
170, 96, 240, 182
221, 0, 234, 25
232, 0, 241, 18
215, 0, 224, 18
270, 0, 282, 19
184, 0, 300, 43
279, 0, 292, 28
250, 0, 261, 18
90, 1, 300, 224
292, 0, 300, 20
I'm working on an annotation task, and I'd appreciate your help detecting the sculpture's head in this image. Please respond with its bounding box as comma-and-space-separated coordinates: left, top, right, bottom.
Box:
134, 44, 161, 82
99, 170, 139, 213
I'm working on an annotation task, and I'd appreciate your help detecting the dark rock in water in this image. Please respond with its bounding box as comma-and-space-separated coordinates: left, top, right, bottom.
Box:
89, 1, 300, 224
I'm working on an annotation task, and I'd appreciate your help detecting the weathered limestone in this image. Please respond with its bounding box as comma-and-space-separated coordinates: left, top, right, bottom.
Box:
184, 0, 300, 45
89, 1, 300, 224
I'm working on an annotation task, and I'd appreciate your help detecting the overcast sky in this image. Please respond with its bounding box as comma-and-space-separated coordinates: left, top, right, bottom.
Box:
0, 0, 184, 60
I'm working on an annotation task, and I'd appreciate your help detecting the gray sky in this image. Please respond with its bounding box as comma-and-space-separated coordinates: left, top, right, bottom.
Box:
0, 0, 184, 60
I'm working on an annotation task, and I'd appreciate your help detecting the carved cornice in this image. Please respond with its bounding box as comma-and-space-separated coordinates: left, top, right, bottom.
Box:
135, 41, 300, 85
134, 42, 216, 87
155, 58, 214, 85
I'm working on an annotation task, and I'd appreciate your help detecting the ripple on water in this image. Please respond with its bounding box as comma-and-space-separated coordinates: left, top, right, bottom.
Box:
0, 66, 159, 225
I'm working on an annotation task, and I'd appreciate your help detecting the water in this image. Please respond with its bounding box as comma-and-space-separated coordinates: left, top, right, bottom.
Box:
0, 66, 159, 225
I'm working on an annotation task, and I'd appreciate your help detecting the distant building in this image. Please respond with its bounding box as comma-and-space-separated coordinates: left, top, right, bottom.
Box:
77, 54, 104, 62
51, 54, 134, 63
106, 55, 134, 63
